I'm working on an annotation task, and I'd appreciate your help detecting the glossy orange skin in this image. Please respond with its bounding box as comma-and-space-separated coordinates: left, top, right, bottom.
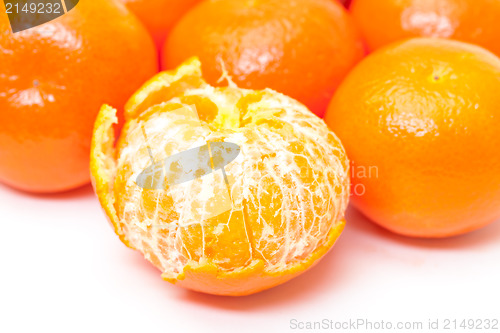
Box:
163, 0, 365, 117
351, 0, 500, 56
0, 0, 158, 193
325, 38, 500, 238
121, 0, 201, 49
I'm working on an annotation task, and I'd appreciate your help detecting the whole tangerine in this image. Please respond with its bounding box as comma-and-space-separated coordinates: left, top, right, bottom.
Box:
325, 38, 500, 238
163, 0, 365, 117
351, 0, 500, 56
0, 0, 158, 193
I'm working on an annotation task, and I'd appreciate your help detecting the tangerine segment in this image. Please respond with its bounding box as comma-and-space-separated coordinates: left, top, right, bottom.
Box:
91, 58, 350, 296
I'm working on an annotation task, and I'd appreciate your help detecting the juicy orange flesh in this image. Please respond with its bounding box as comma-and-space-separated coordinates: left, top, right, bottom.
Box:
92, 59, 350, 292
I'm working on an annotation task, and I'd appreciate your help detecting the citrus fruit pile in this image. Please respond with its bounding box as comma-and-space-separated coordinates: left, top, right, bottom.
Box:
1, 0, 500, 296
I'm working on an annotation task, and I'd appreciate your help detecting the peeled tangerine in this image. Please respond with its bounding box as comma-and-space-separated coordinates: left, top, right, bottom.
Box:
90, 58, 350, 296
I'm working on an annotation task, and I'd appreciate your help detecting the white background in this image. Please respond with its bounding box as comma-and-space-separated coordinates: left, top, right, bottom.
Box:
0, 183, 499, 333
